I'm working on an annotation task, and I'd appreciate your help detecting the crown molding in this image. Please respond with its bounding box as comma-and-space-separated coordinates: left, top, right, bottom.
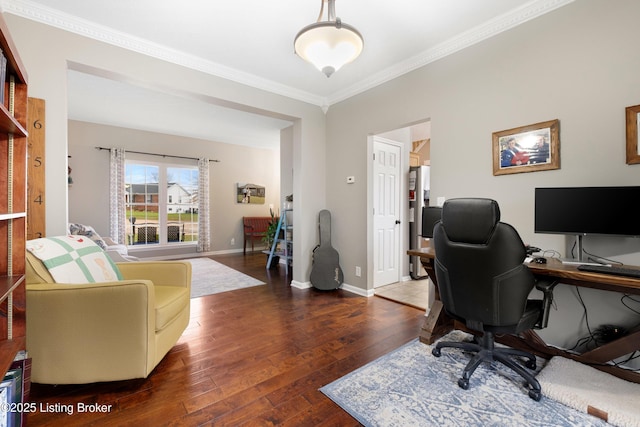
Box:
1, 0, 574, 109
0, 0, 327, 106
326, 0, 575, 105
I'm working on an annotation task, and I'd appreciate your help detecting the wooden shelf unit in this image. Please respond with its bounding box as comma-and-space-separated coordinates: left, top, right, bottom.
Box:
0, 10, 29, 409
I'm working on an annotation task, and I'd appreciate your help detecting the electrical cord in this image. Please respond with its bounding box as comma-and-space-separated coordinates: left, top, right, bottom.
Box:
568, 288, 640, 371
582, 246, 623, 266
568, 241, 624, 265
541, 249, 561, 259
621, 294, 640, 330
569, 287, 597, 350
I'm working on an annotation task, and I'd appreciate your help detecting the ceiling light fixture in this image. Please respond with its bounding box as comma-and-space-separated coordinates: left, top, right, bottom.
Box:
294, 0, 364, 78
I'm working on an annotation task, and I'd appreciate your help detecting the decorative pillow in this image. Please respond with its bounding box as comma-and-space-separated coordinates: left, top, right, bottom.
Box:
26, 235, 123, 283
68, 223, 107, 250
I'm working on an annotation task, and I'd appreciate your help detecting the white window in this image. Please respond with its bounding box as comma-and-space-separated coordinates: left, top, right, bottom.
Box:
125, 161, 199, 246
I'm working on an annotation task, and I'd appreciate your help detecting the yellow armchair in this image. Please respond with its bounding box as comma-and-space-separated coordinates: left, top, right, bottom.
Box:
25, 252, 191, 384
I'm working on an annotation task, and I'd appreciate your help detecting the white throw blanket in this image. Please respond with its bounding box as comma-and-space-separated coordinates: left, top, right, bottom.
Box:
537, 356, 640, 427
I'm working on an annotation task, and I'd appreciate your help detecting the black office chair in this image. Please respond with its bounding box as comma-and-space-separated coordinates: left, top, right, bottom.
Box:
421, 206, 442, 238
431, 198, 555, 401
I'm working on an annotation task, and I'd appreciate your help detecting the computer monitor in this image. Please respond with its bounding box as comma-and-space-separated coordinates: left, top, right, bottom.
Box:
534, 186, 640, 261
534, 186, 640, 237
421, 206, 443, 238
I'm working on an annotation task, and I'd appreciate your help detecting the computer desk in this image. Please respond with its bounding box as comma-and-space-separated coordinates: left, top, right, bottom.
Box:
407, 243, 640, 383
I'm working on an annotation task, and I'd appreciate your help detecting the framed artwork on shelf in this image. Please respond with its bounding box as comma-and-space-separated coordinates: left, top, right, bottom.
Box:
492, 119, 560, 176
625, 104, 640, 165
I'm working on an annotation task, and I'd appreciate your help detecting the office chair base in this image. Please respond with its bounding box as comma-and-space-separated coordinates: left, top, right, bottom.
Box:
432, 333, 542, 401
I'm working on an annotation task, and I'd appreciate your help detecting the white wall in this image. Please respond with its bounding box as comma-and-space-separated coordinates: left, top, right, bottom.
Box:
6, 14, 326, 284
67, 120, 280, 256
280, 126, 294, 209
325, 0, 640, 356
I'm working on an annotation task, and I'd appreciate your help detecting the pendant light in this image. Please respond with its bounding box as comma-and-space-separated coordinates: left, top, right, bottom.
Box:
294, 0, 364, 77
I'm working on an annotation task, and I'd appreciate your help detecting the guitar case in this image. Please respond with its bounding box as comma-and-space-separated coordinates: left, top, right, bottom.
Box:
310, 209, 344, 290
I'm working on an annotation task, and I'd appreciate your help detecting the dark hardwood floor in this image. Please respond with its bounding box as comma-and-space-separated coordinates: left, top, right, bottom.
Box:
27, 253, 425, 426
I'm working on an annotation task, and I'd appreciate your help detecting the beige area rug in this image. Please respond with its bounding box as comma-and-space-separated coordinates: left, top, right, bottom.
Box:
375, 279, 430, 311
536, 356, 640, 427
185, 257, 264, 298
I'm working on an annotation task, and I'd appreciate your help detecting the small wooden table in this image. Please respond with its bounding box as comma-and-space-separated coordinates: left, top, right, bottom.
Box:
408, 243, 640, 383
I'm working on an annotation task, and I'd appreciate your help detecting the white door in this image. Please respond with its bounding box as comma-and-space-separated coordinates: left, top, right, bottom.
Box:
372, 137, 402, 287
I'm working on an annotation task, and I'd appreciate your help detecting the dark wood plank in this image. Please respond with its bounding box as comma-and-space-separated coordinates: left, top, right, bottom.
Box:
27, 253, 424, 426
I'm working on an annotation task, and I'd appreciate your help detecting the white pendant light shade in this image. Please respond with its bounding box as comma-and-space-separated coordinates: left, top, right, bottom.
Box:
294, 0, 364, 77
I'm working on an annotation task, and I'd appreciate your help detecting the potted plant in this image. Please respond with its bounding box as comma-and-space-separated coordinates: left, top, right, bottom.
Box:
263, 208, 280, 268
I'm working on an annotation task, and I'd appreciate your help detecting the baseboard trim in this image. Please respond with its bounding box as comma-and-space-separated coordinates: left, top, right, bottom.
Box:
291, 281, 372, 297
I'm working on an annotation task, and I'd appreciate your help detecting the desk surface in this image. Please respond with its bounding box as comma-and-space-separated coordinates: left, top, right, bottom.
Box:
408, 246, 640, 296
408, 244, 640, 383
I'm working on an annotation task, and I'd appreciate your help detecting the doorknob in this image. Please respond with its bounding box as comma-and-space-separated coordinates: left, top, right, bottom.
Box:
395, 220, 401, 224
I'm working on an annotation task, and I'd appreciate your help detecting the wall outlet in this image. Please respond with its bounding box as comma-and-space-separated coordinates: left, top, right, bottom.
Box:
355, 266, 361, 277
231, 238, 235, 245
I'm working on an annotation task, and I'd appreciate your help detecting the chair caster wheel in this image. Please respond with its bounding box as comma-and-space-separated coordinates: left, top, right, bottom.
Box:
528, 390, 542, 401
457, 378, 469, 390
432, 347, 441, 357
525, 359, 536, 370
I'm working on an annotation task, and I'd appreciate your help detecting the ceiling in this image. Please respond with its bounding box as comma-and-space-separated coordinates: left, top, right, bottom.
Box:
1, 0, 574, 149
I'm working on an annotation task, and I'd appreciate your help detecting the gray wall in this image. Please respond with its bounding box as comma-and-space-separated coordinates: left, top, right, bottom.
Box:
325, 0, 640, 355
6, 0, 640, 359
6, 14, 326, 284
68, 120, 281, 256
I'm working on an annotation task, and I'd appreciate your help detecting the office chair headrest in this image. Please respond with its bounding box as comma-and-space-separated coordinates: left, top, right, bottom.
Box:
441, 198, 500, 244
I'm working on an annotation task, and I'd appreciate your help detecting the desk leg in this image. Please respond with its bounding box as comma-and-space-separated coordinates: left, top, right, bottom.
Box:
417, 258, 454, 344
419, 299, 454, 344
497, 330, 640, 384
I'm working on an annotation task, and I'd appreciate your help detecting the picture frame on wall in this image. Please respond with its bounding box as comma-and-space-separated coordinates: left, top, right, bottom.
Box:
492, 119, 560, 176
625, 104, 640, 165
236, 183, 266, 204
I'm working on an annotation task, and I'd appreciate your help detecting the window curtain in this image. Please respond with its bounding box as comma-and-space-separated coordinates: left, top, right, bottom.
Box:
109, 147, 126, 244
197, 157, 211, 252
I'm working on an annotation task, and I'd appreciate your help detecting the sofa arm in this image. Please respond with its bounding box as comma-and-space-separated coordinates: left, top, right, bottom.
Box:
26, 280, 157, 384
117, 261, 191, 288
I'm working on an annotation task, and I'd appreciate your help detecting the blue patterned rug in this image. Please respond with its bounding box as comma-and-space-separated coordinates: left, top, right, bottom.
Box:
321, 331, 608, 426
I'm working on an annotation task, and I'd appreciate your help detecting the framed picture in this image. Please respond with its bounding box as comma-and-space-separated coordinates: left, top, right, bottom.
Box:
236, 183, 266, 204
492, 119, 560, 176
625, 104, 640, 165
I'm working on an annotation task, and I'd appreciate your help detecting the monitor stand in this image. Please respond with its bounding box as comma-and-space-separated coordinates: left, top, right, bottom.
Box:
560, 234, 605, 266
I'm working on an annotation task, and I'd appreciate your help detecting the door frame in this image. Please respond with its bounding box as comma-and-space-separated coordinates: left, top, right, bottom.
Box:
367, 135, 405, 290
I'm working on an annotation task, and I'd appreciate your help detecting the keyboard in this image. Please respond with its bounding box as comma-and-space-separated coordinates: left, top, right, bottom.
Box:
577, 264, 640, 279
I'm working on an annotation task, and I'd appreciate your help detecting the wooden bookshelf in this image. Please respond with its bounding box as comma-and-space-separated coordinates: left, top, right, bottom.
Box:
0, 10, 29, 418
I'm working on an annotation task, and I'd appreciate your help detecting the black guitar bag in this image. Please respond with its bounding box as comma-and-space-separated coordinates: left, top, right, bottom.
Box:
310, 210, 344, 290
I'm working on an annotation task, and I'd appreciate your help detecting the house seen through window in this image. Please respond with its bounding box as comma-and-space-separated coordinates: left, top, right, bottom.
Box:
125, 161, 199, 246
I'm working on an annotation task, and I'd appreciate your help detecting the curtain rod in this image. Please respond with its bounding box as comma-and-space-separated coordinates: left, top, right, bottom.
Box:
95, 146, 220, 162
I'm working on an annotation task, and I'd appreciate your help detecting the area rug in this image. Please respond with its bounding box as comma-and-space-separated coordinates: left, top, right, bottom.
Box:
321, 330, 608, 427
185, 257, 264, 298
537, 356, 640, 427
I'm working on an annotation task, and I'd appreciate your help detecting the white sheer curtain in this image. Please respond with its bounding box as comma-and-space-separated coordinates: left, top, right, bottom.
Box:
109, 148, 126, 244
197, 157, 211, 252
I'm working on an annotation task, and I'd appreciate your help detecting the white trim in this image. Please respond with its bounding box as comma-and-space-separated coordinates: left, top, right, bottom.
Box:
1, 0, 575, 108
340, 282, 374, 297
292, 280, 372, 297
1, 0, 324, 106
326, 0, 576, 105
290, 280, 311, 289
